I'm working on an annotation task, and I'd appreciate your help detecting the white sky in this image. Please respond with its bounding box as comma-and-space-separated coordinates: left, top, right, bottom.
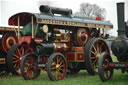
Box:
0, 0, 128, 36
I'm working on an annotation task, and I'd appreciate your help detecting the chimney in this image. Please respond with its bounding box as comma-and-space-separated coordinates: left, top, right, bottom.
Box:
117, 2, 125, 36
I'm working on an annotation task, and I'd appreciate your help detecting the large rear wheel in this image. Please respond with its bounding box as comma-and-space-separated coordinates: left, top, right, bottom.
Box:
47, 53, 67, 81
84, 38, 110, 75
20, 53, 41, 80
7, 43, 33, 75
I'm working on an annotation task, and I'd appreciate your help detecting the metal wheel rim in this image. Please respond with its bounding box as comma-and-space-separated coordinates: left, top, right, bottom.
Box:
50, 55, 66, 80
12, 44, 32, 75
23, 55, 39, 80
90, 40, 109, 72
102, 57, 113, 80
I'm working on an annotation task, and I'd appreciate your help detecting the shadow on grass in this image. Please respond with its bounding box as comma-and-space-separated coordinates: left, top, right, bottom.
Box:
36, 70, 91, 81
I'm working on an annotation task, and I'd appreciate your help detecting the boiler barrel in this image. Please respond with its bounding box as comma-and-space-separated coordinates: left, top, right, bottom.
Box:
111, 37, 128, 61
36, 43, 72, 56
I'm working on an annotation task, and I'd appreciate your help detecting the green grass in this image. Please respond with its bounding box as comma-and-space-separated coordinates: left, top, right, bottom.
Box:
0, 55, 126, 85
0, 70, 128, 85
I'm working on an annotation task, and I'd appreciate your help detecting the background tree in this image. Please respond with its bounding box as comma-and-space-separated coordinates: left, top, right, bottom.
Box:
74, 3, 106, 20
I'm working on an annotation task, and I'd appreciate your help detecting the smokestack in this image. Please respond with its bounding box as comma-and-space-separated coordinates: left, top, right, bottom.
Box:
117, 2, 125, 36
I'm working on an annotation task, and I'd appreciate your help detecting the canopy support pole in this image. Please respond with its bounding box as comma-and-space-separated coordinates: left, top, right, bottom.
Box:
32, 16, 34, 38
18, 16, 20, 39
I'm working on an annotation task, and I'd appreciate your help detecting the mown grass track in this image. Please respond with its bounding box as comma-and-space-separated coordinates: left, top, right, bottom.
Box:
0, 70, 128, 85
0, 55, 127, 85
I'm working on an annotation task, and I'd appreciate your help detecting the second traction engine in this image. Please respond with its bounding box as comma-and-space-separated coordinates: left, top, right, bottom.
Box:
111, 3, 128, 61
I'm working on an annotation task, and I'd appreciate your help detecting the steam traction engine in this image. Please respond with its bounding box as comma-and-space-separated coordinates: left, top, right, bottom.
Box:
98, 3, 128, 82
0, 26, 21, 76
7, 5, 113, 80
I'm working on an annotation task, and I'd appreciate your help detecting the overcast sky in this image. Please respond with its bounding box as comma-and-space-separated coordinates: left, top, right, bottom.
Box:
0, 0, 128, 36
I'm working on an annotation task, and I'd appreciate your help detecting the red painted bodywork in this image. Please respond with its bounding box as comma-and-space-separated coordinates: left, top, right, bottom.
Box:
18, 36, 43, 45
54, 43, 85, 62
66, 52, 84, 62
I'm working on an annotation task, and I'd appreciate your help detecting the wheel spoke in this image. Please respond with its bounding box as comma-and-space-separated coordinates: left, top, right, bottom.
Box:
14, 63, 17, 69
21, 46, 25, 56
57, 56, 59, 64
13, 59, 20, 63
99, 43, 104, 53
59, 60, 64, 66
16, 48, 21, 56
58, 57, 62, 64
13, 54, 19, 58
12, 56, 18, 60
15, 63, 20, 70
92, 59, 97, 66
91, 51, 97, 55
91, 56, 96, 59
96, 42, 100, 53
105, 71, 109, 78
92, 45, 97, 53
59, 65, 64, 68
26, 70, 33, 76
24, 62, 30, 67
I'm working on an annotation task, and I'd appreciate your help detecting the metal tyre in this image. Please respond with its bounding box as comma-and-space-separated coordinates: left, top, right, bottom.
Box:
98, 53, 113, 82
84, 38, 110, 75
47, 53, 67, 81
7, 43, 33, 75
20, 53, 41, 80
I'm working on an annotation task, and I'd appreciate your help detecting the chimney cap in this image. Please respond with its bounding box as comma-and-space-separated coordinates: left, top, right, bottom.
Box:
117, 2, 124, 4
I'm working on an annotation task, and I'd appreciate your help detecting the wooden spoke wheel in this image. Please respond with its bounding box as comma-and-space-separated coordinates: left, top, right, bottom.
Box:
20, 53, 41, 80
47, 53, 67, 81
84, 38, 110, 75
7, 43, 33, 75
98, 53, 113, 82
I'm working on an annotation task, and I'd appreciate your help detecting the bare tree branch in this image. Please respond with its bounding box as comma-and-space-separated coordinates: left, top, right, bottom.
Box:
74, 3, 106, 20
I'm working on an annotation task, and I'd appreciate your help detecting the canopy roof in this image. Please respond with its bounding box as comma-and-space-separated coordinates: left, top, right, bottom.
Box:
9, 12, 36, 26
8, 12, 113, 28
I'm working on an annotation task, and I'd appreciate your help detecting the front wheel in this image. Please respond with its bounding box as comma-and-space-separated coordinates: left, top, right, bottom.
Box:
20, 53, 41, 80
98, 53, 113, 82
47, 53, 67, 81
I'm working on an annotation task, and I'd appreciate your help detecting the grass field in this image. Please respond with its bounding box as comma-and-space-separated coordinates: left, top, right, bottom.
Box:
0, 69, 128, 85
0, 55, 127, 85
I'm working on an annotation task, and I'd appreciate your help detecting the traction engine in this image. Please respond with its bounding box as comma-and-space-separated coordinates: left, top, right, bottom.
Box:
7, 5, 113, 80
98, 2, 128, 82
0, 26, 22, 76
